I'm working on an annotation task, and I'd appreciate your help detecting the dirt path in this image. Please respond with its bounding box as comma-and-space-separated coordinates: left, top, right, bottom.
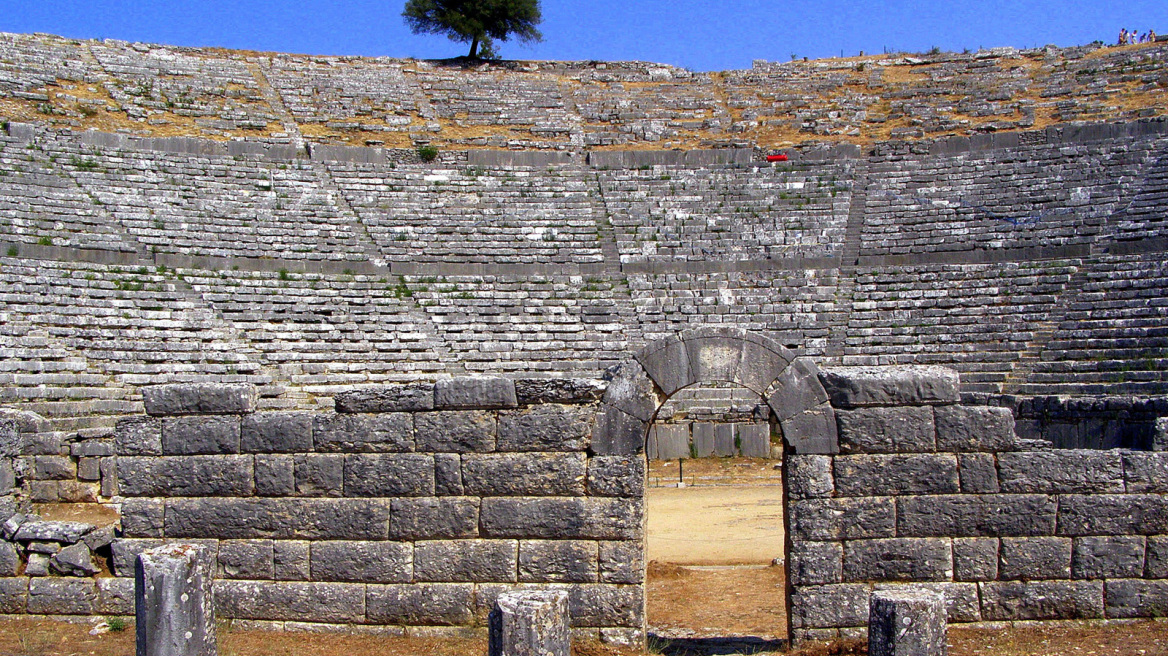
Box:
646, 485, 785, 565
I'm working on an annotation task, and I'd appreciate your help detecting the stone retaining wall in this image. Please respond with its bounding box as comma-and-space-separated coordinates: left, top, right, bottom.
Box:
92, 377, 641, 641
0, 361, 1166, 644
787, 367, 1168, 643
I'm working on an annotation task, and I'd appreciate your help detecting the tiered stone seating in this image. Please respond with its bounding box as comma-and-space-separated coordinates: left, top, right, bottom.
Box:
0, 133, 136, 252
413, 64, 577, 149
44, 135, 369, 262
1017, 254, 1168, 395
843, 260, 1081, 392
565, 66, 727, 147
600, 162, 853, 262
3, 31, 1167, 148
0, 257, 258, 430
330, 163, 605, 265
0, 33, 97, 101
262, 55, 426, 139
410, 273, 630, 374
1110, 150, 1168, 242
180, 269, 438, 399
89, 40, 277, 135
628, 269, 839, 353
859, 137, 1164, 256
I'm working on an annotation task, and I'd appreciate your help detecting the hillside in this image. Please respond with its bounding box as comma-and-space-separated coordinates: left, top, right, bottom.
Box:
1, 32, 1166, 151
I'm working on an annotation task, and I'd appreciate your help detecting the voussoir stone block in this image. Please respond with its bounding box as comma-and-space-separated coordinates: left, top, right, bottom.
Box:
819, 367, 959, 408
335, 383, 435, 413
601, 361, 658, 422
768, 358, 829, 422
435, 377, 517, 410
143, 383, 256, 416
590, 406, 648, 456
635, 338, 695, 396
684, 335, 745, 385
781, 402, 839, 455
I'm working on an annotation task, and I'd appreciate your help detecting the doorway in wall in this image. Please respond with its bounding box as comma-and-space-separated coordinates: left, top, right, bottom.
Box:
644, 381, 789, 650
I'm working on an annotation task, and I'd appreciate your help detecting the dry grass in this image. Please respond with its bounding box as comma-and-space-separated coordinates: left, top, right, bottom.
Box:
3, 617, 1167, 656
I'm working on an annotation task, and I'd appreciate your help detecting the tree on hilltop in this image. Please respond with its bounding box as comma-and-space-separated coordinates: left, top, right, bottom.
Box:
402, 0, 542, 59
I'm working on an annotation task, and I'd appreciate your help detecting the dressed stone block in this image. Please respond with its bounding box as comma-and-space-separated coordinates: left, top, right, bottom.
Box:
836, 407, 935, 453
134, 543, 216, 656
497, 405, 593, 452
143, 383, 256, 416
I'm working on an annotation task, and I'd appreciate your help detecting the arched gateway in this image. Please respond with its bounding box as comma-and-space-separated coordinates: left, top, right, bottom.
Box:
592, 327, 839, 456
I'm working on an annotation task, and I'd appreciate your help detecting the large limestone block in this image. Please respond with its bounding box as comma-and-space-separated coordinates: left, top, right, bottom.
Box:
819, 367, 959, 408
489, 590, 570, 656
135, 543, 216, 656
868, 589, 947, 656
143, 383, 256, 417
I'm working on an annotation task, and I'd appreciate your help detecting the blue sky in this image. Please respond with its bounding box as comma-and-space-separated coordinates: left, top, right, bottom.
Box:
4, 1, 1166, 71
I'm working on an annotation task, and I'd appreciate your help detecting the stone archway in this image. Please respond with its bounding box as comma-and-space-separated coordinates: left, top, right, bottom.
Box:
592, 327, 839, 456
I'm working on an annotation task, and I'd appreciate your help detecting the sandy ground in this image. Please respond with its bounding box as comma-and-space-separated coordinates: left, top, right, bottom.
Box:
646, 485, 785, 565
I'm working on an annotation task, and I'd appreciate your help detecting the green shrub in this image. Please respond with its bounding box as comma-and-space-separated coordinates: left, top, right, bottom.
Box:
417, 145, 439, 163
